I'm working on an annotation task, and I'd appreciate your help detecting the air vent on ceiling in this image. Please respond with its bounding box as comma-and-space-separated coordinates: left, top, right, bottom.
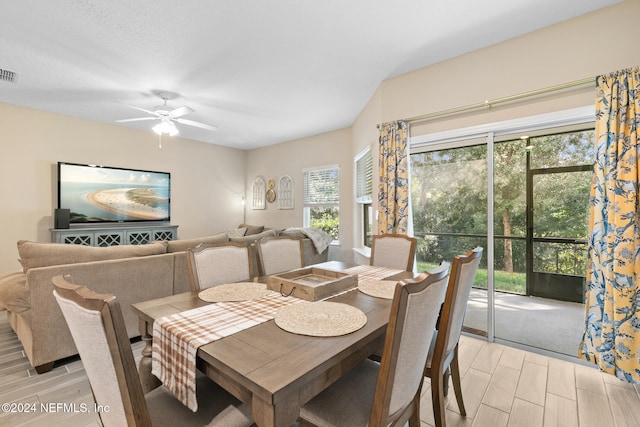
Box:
0, 68, 18, 83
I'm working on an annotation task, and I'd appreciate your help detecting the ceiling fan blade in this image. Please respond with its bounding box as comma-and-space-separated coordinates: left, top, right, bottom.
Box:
169, 105, 194, 118
116, 117, 159, 123
113, 101, 158, 116
175, 118, 218, 131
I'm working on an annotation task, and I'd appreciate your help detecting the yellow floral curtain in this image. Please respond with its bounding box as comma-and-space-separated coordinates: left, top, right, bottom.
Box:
377, 120, 409, 234
579, 67, 640, 383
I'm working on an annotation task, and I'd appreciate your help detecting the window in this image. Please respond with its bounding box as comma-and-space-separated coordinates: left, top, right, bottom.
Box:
303, 165, 339, 241
355, 148, 372, 203
355, 148, 373, 247
362, 203, 373, 247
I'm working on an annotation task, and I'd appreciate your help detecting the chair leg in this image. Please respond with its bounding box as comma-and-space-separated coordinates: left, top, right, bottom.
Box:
442, 367, 451, 397
408, 397, 421, 427
450, 345, 466, 416
430, 372, 447, 427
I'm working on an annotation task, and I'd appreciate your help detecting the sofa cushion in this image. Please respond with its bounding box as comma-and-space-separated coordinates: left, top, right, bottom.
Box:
230, 229, 277, 243
0, 271, 29, 313
166, 232, 229, 253
238, 224, 264, 236
17, 240, 168, 272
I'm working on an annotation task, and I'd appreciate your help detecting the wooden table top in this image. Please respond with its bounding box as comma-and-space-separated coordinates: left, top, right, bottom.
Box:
131, 261, 415, 427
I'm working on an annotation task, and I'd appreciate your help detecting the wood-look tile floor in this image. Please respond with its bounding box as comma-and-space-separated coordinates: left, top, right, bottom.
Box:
419, 335, 640, 427
1, 310, 639, 426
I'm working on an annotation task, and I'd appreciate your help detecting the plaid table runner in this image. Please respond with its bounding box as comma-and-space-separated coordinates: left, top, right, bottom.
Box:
344, 265, 405, 281
152, 291, 303, 411
151, 265, 404, 411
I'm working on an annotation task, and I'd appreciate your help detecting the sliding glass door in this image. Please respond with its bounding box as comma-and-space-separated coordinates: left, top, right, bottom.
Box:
410, 123, 594, 357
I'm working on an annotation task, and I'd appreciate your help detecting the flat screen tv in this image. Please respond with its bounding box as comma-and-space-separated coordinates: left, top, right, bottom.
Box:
57, 162, 171, 224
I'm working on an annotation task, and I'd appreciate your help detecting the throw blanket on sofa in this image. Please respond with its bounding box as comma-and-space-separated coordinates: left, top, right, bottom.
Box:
283, 227, 333, 254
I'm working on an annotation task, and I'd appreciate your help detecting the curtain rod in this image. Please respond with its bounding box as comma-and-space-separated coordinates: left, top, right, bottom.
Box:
400, 76, 594, 125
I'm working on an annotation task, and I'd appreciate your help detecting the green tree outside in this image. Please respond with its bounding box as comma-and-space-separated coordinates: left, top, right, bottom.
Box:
410, 129, 594, 295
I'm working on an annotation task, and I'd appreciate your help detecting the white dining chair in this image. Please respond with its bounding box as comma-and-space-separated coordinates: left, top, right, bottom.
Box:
298, 263, 450, 427
370, 233, 417, 271
186, 242, 254, 291
256, 236, 304, 276
52, 274, 253, 427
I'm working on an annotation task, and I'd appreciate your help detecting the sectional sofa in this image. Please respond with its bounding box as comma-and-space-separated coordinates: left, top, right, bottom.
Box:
0, 225, 330, 373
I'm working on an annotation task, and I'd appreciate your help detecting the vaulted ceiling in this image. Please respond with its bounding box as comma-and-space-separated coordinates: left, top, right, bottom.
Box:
0, 0, 620, 150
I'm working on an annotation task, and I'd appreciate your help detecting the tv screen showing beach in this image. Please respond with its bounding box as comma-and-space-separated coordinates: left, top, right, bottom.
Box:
58, 162, 170, 223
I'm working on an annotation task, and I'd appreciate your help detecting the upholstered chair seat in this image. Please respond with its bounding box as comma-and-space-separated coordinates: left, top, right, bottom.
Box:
145, 372, 252, 426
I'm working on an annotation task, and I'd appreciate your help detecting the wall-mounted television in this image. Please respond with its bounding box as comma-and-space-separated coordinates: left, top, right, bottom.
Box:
57, 162, 171, 224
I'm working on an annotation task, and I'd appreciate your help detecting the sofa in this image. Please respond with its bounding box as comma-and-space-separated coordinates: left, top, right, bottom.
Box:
0, 225, 330, 373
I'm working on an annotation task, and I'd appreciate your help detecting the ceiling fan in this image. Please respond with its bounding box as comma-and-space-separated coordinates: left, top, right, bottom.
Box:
115, 90, 218, 136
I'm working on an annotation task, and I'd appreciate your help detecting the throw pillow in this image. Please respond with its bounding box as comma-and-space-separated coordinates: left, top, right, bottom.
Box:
16, 240, 168, 273
238, 224, 265, 236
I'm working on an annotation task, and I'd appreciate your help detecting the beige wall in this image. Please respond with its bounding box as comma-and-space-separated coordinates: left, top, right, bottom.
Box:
244, 128, 353, 261
381, 1, 639, 136
0, 102, 246, 273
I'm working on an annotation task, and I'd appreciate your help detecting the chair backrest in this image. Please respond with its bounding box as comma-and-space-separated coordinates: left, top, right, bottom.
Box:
186, 242, 254, 291
369, 263, 450, 426
370, 234, 417, 271
52, 275, 151, 427
256, 236, 305, 276
437, 247, 483, 361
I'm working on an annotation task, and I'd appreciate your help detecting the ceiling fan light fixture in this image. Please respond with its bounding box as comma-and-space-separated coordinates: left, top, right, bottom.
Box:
116, 91, 216, 136
153, 120, 179, 136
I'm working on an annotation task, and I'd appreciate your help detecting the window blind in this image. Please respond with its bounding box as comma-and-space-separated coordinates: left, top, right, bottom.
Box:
355, 148, 372, 203
303, 166, 339, 207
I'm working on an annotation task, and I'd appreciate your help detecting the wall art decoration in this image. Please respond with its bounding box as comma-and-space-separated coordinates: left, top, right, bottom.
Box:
252, 177, 266, 209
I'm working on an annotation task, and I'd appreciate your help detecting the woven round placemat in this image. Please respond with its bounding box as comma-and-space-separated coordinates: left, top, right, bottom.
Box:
274, 301, 367, 337
358, 279, 398, 299
198, 282, 270, 302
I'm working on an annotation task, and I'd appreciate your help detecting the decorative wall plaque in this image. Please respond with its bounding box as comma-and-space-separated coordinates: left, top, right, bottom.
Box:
252, 177, 266, 209
278, 175, 294, 209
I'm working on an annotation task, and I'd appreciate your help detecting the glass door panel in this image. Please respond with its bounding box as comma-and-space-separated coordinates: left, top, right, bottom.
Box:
494, 129, 593, 356
530, 170, 591, 303
410, 141, 488, 336
492, 137, 530, 351
493, 138, 527, 295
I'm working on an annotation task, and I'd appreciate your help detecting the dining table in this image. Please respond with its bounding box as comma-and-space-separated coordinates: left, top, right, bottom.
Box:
131, 261, 416, 427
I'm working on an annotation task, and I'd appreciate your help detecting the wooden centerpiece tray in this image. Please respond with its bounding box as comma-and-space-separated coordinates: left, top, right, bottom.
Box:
267, 267, 358, 301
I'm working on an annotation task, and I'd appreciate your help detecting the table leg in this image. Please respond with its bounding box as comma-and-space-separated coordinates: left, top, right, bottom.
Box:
252, 394, 299, 427
138, 319, 161, 393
